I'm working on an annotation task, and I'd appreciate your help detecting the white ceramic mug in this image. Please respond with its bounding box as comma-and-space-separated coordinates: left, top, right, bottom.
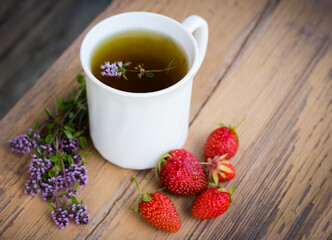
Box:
80, 12, 208, 169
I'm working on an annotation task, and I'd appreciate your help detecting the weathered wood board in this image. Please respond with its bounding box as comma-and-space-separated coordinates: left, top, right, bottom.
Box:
0, 0, 331, 239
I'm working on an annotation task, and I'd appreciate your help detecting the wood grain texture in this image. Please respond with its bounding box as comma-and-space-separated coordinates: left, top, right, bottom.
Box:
0, 0, 331, 239
0, 0, 112, 118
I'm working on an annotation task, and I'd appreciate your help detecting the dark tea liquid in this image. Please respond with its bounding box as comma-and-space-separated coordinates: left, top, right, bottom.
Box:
90, 30, 188, 93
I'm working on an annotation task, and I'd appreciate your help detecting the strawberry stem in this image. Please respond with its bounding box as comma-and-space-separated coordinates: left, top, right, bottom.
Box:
234, 117, 246, 130
155, 152, 170, 177
130, 177, 143, 195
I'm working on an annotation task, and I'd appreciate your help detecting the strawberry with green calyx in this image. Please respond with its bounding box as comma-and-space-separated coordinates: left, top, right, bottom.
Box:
191, 186, 236, 219
202, 154, 236, 183
155, 149, 208, 195
130, 177, 181, 233
204, 118, 245, 161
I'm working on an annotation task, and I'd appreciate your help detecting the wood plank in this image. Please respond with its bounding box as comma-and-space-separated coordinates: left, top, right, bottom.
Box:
86, 0, 332, 239
0, 0, 270, 239
0, 0, 111, 118
186, 0, 332, 239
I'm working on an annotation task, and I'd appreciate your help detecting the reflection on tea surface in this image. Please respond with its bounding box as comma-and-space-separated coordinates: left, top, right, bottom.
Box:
91, 30, 188, 93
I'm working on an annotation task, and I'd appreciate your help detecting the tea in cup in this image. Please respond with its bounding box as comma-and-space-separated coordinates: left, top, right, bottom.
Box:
80, 12, 208, 169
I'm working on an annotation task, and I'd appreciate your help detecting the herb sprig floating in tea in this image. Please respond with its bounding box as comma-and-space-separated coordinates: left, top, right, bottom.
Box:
100, 57, 185, 80
9, 75, 90, 229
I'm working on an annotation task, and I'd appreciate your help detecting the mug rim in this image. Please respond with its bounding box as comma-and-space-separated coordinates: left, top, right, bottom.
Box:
80, 11, 200, 98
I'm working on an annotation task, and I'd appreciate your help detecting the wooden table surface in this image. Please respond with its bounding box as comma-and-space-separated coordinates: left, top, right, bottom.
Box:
1, 0, 331, 239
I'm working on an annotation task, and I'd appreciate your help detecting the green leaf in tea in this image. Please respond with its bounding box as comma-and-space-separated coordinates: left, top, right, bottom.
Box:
145, 72, 154, 78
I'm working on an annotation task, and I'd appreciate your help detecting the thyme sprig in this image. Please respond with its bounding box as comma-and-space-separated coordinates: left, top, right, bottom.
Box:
100, 57, 185, 80
9, 75, 90, 229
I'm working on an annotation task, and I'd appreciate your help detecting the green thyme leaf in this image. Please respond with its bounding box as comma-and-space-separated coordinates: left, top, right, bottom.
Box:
67, 156, 73, 165
44, 108, 52, 117
69, 112, 74, 119
72, 181, 80, 189
77, 74, 84, 84
62, 101, 73, 112
71, 196, 78, 204
34, 122, 39, 131
63, 125, 75, 133
73, 130, 84, 138
49, 204, 55, 211
64, 130, 74, 139
123, 73, 128, 80
81, 88, 87, 98
46, 123, 55, 129
72, 89, 77, 99
36, 147, 41, 155
80, 152, 91, 158
79, 136, 87, 149
58, 157, 63, 168
77, 102, 86, 110
52, 165, 61, 172
48, 155, 59, 162
48, 168, 55, 177
123, 62, 131, 67
57, 97, 64, 112
145, 72, 154, 78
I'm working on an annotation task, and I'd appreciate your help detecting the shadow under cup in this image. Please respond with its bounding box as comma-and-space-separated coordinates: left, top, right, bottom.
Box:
80, 12, 203, 170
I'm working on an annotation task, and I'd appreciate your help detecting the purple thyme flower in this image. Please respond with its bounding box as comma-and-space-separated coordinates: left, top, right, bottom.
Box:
39, 144, 55, 155
41, 175, 67, 200
10, 133, 38, 154
41, 182, 55, 201
59, 189, 78, 203
25, 152, 52, 196
25, 177, 42, 195
69, 203, 89, 225
66, 164, 88, 186
29, 154, 52, 181
29, 128, 40, 139
51, 208, 70, 229
72, 155, 83, 164
100, 61, 123, 77
61, 138, 78, 155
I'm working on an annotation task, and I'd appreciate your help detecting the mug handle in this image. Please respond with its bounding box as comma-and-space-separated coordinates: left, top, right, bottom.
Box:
181, 15, 208, 69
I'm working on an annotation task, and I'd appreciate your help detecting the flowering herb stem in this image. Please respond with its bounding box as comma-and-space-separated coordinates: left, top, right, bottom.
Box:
54, 179, 59, 209
100, 57, 185, 80
9, 74, 90, 229
58, 148, 70, 190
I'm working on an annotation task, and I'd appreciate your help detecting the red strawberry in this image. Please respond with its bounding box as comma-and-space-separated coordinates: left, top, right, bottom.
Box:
191, 186, 236, 219
204, 119, 245, 161
205, 155, 236, 183
131, 177, 181, 233
155, 149, 208, 195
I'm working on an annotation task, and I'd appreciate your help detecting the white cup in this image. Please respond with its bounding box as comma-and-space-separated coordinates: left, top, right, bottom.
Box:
80, 12, 208, 169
